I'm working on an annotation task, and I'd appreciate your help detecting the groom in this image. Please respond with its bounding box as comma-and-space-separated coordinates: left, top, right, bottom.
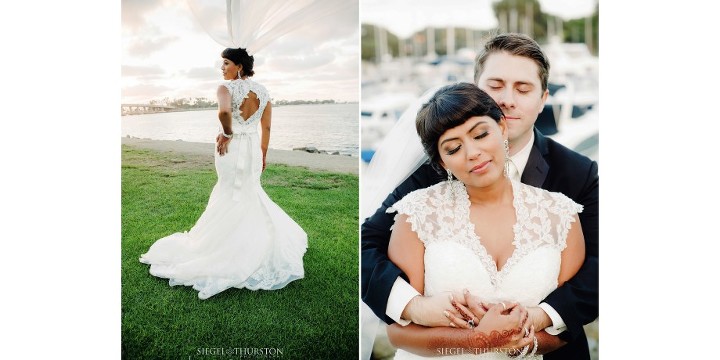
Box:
361, 33, 598, 360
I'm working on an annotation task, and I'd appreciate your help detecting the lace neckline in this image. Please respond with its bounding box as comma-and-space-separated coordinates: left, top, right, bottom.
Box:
454, 179, 523, 287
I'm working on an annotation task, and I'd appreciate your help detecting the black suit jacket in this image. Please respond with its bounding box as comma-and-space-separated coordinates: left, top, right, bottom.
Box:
361, 128, 598, 360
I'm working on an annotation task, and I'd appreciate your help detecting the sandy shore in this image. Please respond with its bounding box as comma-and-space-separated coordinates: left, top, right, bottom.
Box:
122, 137, 358, 175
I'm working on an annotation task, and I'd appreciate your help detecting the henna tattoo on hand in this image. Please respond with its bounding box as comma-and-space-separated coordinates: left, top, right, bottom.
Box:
425, 328, 521, 355
467, 328, 520, 353
452, 301, 471, 321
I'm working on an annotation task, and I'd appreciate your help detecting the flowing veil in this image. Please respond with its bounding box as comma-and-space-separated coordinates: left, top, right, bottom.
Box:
360, 86, 442, 360
360, 86, 442, 220
186, 0, 353, 54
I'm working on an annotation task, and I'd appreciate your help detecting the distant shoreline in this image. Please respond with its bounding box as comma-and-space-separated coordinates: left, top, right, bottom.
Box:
122, 102, 359, 116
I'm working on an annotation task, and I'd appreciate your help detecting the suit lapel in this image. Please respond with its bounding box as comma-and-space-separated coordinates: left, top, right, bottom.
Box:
521, 129, 549, 188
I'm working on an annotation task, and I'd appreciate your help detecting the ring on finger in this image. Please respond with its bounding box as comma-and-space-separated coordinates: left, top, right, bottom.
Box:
468, 319, 475, 328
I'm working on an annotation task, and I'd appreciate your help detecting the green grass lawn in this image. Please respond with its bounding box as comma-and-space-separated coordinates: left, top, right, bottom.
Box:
121, 146, 359, 359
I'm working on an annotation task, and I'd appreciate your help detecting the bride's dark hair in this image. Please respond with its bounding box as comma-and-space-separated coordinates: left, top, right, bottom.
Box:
416, 83, 504, 173
221, 47, 255, 77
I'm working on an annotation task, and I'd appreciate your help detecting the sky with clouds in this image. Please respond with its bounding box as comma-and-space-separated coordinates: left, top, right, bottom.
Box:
121, 0, 596, 104
121, 0, 359, 104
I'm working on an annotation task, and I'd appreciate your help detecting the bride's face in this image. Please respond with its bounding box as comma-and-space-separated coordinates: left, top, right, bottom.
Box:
221, 58, 242, 80
438, 116, 508, 188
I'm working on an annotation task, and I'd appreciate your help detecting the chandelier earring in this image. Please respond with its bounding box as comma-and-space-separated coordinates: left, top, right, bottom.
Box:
503, 139, 510, 178
446, 168, 456, 202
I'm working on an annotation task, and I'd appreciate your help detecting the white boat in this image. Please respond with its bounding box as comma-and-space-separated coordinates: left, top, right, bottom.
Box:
540, 40, 599, 162
548, 105, 599, 161
360, 92, 416, 162
542, 37, 599, 84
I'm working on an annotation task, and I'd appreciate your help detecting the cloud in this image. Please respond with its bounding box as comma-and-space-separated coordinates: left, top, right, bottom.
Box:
260, 52, 359, 100
261, 76, 358, 102
170, 80, 222, 102
122, 83, 173, 103
184, 67, 219, 80
288, 1, 359, 41
262, 36, 318, 57
121, 0, 359, 103
265, 52, 336, 72
319, 56, 359, 81
255, 1, 357, 57
275, 70, 354, 86
274, 55, 356, 82
121, 0, 163, 31
336, 32, 362, 52
122, 65, 165, 77
126, 35, 180, 58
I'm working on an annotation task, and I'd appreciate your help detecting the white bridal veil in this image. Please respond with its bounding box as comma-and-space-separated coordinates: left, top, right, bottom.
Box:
360, 86, 442, 360
186, 0, 352, 54
360, 86, 442, 220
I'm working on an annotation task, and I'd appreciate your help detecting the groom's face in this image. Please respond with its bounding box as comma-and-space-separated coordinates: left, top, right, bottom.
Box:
476, 52, 548, 151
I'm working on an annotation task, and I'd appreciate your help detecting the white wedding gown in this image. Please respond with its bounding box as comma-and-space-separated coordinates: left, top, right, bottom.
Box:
388, 180, 582, 359
140, 78, 307, 299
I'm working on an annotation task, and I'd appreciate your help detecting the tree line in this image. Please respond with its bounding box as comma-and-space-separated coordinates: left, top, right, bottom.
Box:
147, 97, 337, 109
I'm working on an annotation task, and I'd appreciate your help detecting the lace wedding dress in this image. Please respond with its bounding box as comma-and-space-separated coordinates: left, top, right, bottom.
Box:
388, 180, 582, 359
140, 78, 307, 299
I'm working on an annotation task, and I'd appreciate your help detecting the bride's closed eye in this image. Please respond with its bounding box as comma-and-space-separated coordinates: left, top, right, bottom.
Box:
474, 131, 489, 140
447, 145, 462, 155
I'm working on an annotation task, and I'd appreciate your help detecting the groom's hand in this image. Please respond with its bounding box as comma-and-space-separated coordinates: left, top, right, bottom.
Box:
527, 306, 552, 332
401, 291, 464, 327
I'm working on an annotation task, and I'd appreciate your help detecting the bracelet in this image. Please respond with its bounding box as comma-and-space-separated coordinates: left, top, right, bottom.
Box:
516, 344, 529, 358
529, 335, 538, 357
221, 131, 233, 138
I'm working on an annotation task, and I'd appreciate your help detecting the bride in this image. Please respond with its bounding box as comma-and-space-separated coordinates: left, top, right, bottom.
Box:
385, 83, 585, 358
139, 47, 307, 299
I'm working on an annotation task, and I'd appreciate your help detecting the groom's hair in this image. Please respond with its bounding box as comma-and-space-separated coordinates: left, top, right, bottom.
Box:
416, 83, 504, 174
473, 33, 550, 92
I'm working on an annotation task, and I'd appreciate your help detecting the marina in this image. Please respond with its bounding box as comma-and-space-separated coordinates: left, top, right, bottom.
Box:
361, 37, 599, 165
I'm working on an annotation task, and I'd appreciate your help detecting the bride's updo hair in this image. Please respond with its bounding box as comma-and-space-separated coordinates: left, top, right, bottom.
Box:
416, 83, 504, 173
221, 47, 255, 77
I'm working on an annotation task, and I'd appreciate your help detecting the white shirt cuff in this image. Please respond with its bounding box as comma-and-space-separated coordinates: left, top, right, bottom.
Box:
386, 277, 420, 326
538, 302, 568, 335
